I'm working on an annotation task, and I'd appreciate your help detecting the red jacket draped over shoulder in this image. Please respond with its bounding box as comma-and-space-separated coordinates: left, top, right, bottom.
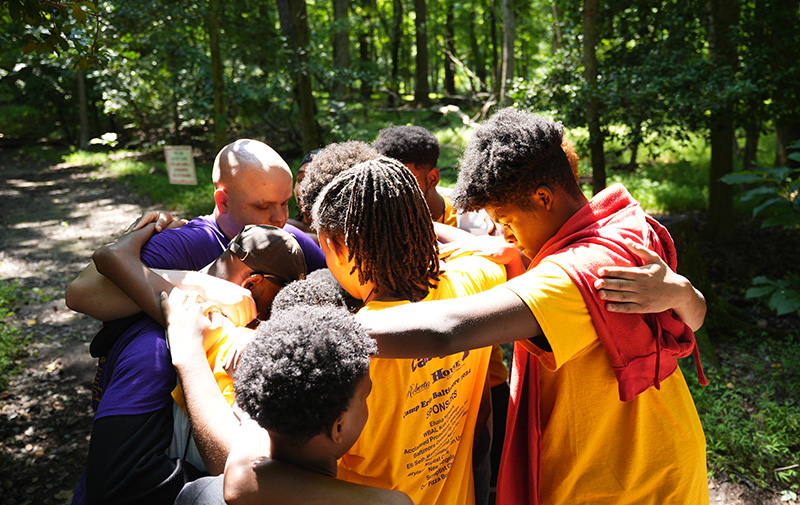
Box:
496, 183, 707, 505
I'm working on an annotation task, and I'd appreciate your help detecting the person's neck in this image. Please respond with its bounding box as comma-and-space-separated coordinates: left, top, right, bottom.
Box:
213, 209, 237, 240
269, 436, 338, 478
426, 190, 445, 222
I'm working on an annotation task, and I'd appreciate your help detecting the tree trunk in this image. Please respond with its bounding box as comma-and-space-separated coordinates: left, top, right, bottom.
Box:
208, 0, 226, 152
583, 0, 605, 194
551, 1, 562, 53
499, 0, 514, 105
765, 0, 800, 167
490, 0, 499, 96
388, 0, 403, 105
332, 0, 350, 99
444, 1, 456, 96
705, 0, 739, 241
743, 119, 760, 170
413, 0, 431, 106
77, 69, 89, 148
468, 16, 487, 91
277, 0, 320, 152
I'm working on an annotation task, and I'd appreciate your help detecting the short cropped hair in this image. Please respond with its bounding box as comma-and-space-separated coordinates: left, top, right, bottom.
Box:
373, 125, 440, 171
452, 108, 581, 211
269, 273, 347, 316
299, 141, 379, 217
235, 304, 375, 445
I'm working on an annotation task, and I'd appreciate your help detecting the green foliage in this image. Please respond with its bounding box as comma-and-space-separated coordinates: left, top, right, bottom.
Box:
0, 281, 32, 391
1, 0, 104, 67
746, 275, 800, 318
720, 164, 800, 230
682, 335, 800, 491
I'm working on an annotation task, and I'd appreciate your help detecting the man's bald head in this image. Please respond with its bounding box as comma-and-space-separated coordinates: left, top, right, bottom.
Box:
212, 139, 294, 239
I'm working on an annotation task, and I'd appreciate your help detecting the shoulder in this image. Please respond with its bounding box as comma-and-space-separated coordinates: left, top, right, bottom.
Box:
141, 215, 227, 270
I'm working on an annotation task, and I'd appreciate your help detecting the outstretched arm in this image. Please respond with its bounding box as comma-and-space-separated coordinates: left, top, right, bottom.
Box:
357, 285, 540, 359
594, 241, 707, 331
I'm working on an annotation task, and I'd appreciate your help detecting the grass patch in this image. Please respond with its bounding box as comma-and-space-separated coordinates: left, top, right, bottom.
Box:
682, 333, 800, 492
0, 281, 32, 391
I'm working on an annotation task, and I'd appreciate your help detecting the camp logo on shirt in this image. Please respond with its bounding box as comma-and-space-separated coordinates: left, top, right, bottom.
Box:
410, 350, 470, 372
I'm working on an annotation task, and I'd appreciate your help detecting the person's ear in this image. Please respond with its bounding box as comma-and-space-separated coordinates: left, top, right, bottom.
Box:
214, 188, 229, 214
533, 185, 554, 211
427, 167, 440, 188
324, 235, 349, 267
330, 414, 346, 444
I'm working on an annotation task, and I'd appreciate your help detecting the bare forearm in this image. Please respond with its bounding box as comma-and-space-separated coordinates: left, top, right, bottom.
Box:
357, 287, 540, 359
173, 351, 239, 475
65, 261, 143, 321
672, 278, 706, 332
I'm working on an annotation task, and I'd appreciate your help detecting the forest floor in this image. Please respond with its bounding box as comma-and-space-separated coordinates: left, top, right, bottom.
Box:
0, 149, 796, 504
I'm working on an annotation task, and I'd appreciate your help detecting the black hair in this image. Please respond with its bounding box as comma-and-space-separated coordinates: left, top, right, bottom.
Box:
452, 107, 581, 211
312, 157, 440, 302
235, 304, 375, 445
269, 272, 347, 315
299, 141, 380, 217
373, 125, 440, 170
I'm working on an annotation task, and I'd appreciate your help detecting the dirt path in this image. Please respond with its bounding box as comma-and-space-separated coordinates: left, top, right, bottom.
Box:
0, 149, 150, 505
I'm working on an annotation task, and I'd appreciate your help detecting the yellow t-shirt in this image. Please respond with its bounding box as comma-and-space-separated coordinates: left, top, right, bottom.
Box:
503, 260, 708, 505
171, 317, 254, 411
338, 256, 505, 505
435, 194, 458, 228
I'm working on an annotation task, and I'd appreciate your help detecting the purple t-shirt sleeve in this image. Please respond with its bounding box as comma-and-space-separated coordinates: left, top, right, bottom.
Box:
94, 318, 176, 420
283, 223, 326, 273
140, 215, 228, 271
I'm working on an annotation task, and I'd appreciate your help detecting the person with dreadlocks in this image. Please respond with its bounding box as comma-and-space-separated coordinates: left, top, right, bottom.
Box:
306, 156, 507, 505
356, 108, 709, 505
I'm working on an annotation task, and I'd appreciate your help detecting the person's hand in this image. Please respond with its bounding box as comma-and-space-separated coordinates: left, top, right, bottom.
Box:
203, 283, 257, 328
125, 210, 187, 234
161, 287, 223, 365
594, 240, 686, 314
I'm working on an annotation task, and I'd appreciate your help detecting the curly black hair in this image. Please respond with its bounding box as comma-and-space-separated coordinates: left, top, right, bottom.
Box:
269, 272, 347, 316
452, 108, 581, 212
298, 141, 380, 217
311, 157, 440, 303
373, 125, 440, 171
234, 304, 375, 445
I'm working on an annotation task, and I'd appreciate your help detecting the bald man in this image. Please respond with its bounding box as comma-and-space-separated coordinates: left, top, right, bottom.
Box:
66, 139, 324, 337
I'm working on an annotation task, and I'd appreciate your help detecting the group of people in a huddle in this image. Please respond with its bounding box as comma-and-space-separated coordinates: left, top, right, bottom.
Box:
66, 108, 710, 505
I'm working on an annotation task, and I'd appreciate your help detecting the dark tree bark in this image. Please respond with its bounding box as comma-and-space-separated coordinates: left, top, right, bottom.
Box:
413, 0, 431, 106
277, 0, 321, 153
583, 0, 605, 194
490, 0, 499, 96
208, 0, 226, 151
551, 1, 563, 53
444, 1, 456, 96
77, 69, 89, 148
499, 0, 514, 105
468, 15, 487, 91
765, 0, 800, 167
705, 0, 739, 241
332, 0, 351, 98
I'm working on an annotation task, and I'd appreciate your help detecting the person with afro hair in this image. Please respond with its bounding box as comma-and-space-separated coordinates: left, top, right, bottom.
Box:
269, 268, 362, 315
356, 108, 710, 505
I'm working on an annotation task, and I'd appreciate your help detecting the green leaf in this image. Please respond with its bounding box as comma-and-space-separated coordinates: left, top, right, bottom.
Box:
768, 291, 800, 316
752, 197, 785, 218
789, 152, 800, 164
752, 276, 773, 285
22, 42, 38, 54
746, 286, 775, 299
719, 173, 765, 185
72, 4, 87, 24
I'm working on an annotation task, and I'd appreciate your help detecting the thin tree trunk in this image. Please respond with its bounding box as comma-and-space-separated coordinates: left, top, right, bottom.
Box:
388, 0, 403, 105
413, 0, 431, 106
499, 0, 514, 105
277, 0, 320, 152
490, 0, 499, 96
468, 15, 487, 91
705, 0, 739, 240
208, 0, 226, 151
444, 1, 456, 96
332, 0, 350, 98
77, 69, 89, 148
583, 0, 605, 194
551, 1, 562, 53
